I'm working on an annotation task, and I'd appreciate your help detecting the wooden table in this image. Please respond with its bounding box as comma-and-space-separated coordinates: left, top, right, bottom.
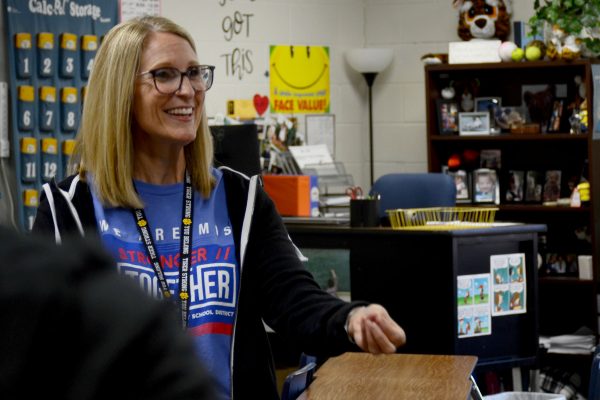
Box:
298, 352, 478, 400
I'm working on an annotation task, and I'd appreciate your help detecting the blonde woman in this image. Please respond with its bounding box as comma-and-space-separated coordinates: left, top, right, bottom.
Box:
33, 16, 405, 399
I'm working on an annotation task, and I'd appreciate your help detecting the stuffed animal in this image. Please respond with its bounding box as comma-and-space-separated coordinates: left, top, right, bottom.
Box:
545, 25, 581, 61
453, 0, 512, 41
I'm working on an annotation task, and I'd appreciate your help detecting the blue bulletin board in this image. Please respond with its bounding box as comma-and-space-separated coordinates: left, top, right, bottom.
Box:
4, 0, 118, 231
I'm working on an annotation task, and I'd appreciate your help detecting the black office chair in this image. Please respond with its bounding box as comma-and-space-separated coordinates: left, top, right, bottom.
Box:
281, 361, 317, 400
369, 173, 456, 224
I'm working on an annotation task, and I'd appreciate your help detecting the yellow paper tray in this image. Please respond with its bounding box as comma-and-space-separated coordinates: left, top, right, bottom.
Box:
387, 207, 498, 230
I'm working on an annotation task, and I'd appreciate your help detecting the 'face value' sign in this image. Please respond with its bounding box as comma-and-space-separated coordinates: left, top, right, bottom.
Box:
269, 45, 330, 114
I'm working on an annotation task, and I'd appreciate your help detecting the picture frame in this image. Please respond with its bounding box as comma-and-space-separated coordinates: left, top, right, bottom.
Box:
543, 253, 578, 277
480, 149, 501, 169
474, 97, 502, 113
546, 99, 564, 133
436, 99, 459, 135
443, 167, 471, 203
542, 170, 562, 202
459, 112, 490, 136
520, 84, 566, 131
475, 97, 502, 134
505, 170, 525, 202
473, 168, 498, 204
524, 170, 543, 203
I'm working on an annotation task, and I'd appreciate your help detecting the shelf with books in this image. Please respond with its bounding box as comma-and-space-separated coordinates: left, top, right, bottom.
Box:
425, 60, 599, 339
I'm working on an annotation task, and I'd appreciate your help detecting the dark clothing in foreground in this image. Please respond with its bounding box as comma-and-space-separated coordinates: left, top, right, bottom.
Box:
0, 228, 216, 400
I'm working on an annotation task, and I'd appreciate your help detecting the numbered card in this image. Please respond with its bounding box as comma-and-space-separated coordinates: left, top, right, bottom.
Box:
17, 85, 34, 131
37, 32, 55, 78
20, 137, 37, 183
62, 139, 76, 177
39, 86, 56, 132
60, 32, 78, 78
23, 188, 39, 232
41, 137, 58, 182
14, 32, 33, 79
81, 35, 98, 80
61, 87, 78, 132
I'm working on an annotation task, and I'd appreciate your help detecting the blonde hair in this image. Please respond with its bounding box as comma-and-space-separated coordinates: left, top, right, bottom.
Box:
73, 16, 214, 208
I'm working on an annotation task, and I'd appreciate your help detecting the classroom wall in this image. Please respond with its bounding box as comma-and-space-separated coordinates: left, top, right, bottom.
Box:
0, 0, 537, 226
163, 0, 537, 190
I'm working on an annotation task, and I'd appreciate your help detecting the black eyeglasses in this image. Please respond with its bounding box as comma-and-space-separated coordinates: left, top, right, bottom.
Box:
138, 65, 215, 95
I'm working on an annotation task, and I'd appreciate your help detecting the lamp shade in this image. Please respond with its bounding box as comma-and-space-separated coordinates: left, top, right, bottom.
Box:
345, 48, 393, 73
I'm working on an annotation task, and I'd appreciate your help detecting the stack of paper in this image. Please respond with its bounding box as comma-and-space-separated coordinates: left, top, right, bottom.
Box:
540, 334, 597, 354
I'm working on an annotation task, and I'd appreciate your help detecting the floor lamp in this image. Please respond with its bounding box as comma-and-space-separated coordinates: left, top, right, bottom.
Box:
346, 48, 393, 187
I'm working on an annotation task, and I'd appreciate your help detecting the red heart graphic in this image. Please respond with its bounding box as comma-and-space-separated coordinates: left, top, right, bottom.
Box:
253, 94, 269, 116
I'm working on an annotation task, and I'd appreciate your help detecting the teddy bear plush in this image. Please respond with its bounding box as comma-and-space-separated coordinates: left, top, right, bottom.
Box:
545, 25, 581, 61
453, 0, 512, 41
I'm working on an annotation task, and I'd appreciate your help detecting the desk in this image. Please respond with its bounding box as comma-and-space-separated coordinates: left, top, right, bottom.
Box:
286, 223, 546, 370
299, 352, 478, 400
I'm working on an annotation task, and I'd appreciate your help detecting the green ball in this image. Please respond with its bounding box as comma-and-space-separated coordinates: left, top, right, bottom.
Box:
525, 46, 542, 61
511, 48, 524, 61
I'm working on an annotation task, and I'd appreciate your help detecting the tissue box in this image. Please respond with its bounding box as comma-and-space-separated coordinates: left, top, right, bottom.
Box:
263, 175, 319, 217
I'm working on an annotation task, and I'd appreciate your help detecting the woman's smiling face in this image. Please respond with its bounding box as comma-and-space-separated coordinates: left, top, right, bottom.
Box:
132, 31, 204, 148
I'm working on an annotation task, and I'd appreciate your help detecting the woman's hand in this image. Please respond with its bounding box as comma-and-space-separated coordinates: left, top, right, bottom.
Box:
347, 304, 406, 354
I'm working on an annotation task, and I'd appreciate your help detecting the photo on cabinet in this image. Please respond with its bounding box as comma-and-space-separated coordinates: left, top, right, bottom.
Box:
543, 253, 578, 277
505, 170, 524, 202
546, 99, 565, 133
473, 168, 498, 204
479, 149, 501, 169
521, 83, 567, 133
524, 170, 543, 203
475, 97, 502, 134
436, 99, 459, 135
542, 170, 562, 203
459, 111, 490, 136
443, 168, 471, 203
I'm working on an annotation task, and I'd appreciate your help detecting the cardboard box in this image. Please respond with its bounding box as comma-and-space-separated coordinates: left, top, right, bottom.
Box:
263, 175, 319, 217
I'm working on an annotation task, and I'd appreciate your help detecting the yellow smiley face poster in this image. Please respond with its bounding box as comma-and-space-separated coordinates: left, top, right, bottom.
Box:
269, 45, 330, 114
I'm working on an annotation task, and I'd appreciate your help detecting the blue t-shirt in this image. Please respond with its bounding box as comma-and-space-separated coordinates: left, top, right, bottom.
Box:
91, 168, 238, 399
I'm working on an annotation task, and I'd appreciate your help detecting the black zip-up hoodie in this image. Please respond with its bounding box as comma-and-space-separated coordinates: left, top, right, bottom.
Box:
33, 167, 366, 399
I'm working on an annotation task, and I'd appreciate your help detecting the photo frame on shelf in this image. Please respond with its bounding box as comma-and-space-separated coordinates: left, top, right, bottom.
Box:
546, 99, 565, 133
474, 97, 501, 113
436, 99, 459, 135
443, 167, 471, 203
520, 84, 566, 132
524, 170, 543, 203
480, 149, 501, 169
542, 170, 562, 203
543, 253, 578, 277
459, 112, 490, 136
475, 97, 502, 134
505, 170, 525, 202
473, 168, 498, 204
